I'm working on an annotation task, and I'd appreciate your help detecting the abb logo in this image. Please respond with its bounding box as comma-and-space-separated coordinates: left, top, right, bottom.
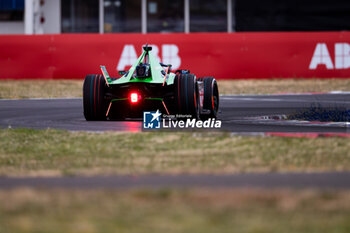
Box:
309, 43, 350, 70
117, 44, 181, 71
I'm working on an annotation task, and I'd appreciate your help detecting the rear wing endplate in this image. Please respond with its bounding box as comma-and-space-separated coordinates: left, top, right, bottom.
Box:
100, 65, 112, 86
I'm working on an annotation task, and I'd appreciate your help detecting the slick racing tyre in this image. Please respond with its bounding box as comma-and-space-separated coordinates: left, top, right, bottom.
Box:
198, 77, 219, 120
83, 74, 108, 121
174, 73, 200, 119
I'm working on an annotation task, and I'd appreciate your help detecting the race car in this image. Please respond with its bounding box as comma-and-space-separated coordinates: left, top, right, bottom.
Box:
83, 45, 219, 120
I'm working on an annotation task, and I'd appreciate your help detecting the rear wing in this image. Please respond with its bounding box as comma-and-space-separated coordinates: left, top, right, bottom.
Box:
100, 65, 112, 86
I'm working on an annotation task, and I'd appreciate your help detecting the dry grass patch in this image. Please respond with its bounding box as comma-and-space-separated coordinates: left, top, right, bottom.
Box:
0, 79, 82, 99
0, 188, 349, 233
218, 78, 350, 94
0, 78, 349, 99
0, 129, 349, 176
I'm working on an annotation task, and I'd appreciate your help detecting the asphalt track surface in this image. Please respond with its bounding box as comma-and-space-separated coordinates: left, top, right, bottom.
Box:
0, 93, 349, 133
0, 94, 349, 189
0, 172, 349, 189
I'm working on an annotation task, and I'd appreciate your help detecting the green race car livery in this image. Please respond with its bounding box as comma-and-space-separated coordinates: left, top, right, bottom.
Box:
83, 45, 219, 120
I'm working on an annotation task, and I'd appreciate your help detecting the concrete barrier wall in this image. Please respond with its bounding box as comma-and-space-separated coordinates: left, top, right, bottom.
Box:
0, 32, 349, 79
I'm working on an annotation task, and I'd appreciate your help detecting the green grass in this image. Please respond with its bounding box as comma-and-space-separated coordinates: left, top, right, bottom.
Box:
0, 188, 349, 233
0, 129, 349, 176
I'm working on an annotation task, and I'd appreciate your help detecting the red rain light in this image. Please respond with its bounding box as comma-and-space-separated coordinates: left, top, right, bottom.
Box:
130, 92, 139, 103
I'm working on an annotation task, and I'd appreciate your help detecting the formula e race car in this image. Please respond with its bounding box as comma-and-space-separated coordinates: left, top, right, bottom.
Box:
83, 45, 219, 120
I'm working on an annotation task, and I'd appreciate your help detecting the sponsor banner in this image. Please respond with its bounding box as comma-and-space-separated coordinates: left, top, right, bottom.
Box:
0, 32, 350, 79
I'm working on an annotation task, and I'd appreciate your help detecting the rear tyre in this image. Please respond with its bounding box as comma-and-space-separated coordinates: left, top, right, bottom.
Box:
83, 74, 108, 121
198, 77, 219, 120
174, 73, 199, 119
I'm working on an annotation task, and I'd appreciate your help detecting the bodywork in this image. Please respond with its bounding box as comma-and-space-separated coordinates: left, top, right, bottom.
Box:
100, 47, 199, 118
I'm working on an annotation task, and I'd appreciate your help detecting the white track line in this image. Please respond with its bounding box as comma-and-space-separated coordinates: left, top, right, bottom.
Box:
220, 91, 350, 97
0, 97, 82, 101
1, 91, 349, 101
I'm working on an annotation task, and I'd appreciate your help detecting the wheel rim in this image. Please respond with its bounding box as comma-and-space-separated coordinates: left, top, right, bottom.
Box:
213, 96, 218, 114
194, 78, 200, 119
211, 81, 219, 116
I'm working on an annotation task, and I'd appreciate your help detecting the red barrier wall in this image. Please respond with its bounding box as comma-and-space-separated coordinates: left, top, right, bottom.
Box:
0, 32, 350, 79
